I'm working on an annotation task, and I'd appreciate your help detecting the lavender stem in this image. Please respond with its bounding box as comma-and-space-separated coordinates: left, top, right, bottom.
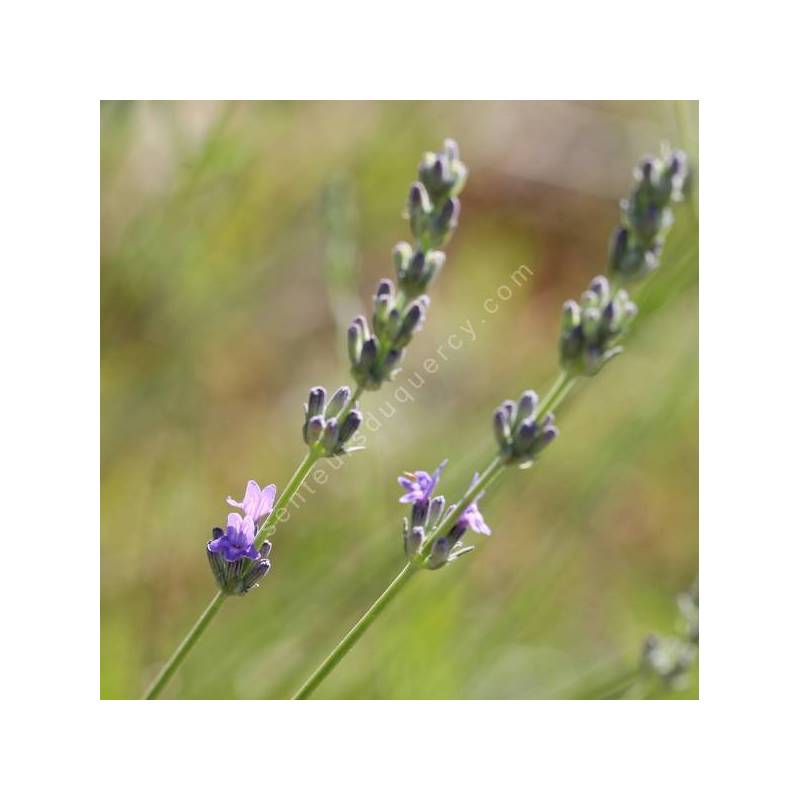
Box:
143, 591, 225, 699
293, 564, 416, 699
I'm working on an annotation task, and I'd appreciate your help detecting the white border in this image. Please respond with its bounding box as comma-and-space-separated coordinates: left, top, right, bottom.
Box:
3, 1, 798, 796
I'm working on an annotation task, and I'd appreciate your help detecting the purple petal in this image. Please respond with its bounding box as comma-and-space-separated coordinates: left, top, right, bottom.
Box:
241, 515, 256, 546
222, 544, 248, 562
470, 513, 491, 535
226, 513, 246, 547
239, 480, 259, 517
431, 460, 448, 484
243, 543, 260, 560
254, 484, 276, 521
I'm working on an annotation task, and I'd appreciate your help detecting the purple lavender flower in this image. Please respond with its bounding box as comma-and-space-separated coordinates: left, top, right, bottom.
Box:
226, 480, 276, 525
207, 531, 271, 595
398, 459, 447, 504
208, 512, 261, 562
457, 473, 491, 536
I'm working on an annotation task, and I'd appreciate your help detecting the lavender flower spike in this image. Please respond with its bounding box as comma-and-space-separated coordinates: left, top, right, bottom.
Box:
226, 480, 276, 525
208, 512, 261, 562
398, 459, 447, 504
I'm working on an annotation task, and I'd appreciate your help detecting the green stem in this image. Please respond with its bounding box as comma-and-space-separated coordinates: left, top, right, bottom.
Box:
254, 447, 322, 548
143, 591, 226, 699
293, 563, 416, 699
536, 370, 577, 423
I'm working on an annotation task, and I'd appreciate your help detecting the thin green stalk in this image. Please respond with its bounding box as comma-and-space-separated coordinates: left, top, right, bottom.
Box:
144, 449, 322, 699
294, 563, 416, 699
254, 448, 322, 548
143, 591, 226, 699
535, 370, 576, 423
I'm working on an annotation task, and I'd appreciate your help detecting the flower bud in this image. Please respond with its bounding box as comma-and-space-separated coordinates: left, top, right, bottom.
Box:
405, 525, 425, 558
427, 536, 451, 570
307, 386, 327, 418
532, 424, 559, 455
514, 419, 537, 452
423, 250, 445, 285
393, 241, 413, 280
337, 409, 362, 446
429, 495, 446, 527
347, 321, 363, 366
493, 407, 512, 449
560, 300, 581, 334
516, 390, 538, 422
417, 151, 437, 183
359, 337, 378, 370
408, 181, 432, 240
372, 294, 393, 335
304, 414, 324, 445
589, 275, 610, 304
433, 197, 459, 241
326, 385, 351, 418
395, 300, 425, 345
376, 278, 394, 297
443, 138, 459, 161
412, 498, 430, 527
321, 418, 339, 453
582, 307, 602, 341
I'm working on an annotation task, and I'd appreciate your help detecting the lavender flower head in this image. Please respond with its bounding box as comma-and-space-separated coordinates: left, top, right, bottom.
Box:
207, 480, 275, 595
208, 512, 260, 562
398, 459, 447, 504
226, 479, 276, 525
424, 472, 490, 570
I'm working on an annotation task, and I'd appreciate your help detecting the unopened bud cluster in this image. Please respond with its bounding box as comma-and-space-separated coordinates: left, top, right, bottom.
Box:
348, 281, 429, 390
347, 140, 468, 393
207, 535, 271, 596
609, 147, 688, 283
302, 385, 363, 457
555, 147, 687, 377
402, 493, 472, 570
559, 275, 638, 376
493, 389, 559, 467
407, 138, 467, 257
640, 582, 698, 690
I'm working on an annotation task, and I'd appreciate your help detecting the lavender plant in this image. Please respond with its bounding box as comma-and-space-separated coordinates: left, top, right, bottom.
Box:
143, 140, 468, 699
293, 145, 689, 699
639, 582, 699, 693
569, 582, 698, 699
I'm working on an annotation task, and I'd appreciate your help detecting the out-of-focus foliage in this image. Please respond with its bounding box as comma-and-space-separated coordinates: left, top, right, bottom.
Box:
101, 101, 698, 699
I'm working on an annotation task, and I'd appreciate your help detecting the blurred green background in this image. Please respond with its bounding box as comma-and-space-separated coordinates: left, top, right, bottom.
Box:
101, 100, 698, 699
